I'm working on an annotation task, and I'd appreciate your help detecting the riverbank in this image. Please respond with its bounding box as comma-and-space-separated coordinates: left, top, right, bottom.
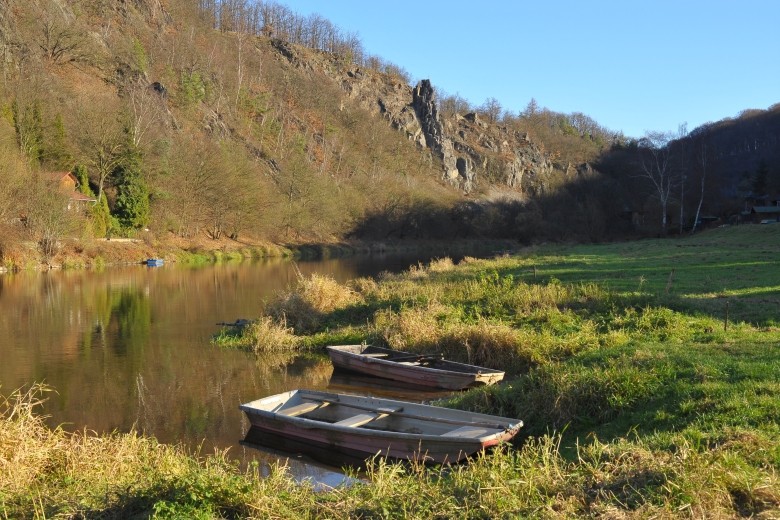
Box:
0, 232, 520, 271
2, 225, 779, 518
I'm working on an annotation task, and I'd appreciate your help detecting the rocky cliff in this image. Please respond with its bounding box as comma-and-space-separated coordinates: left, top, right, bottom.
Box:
270, 40, 557, 197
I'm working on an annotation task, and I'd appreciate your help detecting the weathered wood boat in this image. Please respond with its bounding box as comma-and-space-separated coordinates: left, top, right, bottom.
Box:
326, 344, 505, 390
239, 389, 522, 464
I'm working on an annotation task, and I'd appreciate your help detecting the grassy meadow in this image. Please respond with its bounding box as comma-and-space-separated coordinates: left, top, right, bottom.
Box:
4, 225, 780, 518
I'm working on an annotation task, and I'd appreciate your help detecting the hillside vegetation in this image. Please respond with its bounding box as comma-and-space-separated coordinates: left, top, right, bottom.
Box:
1, 0, 778, 270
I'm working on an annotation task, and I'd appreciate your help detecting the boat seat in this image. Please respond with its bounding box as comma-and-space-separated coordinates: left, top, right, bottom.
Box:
334, 413, 380, 427
334, 406, 401, 428
362, 353, 388, 358
279, 400, 328, 417
442, 425, 501, 438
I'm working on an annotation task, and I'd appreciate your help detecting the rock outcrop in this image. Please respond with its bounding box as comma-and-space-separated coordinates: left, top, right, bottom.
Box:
271, 42, 558, 196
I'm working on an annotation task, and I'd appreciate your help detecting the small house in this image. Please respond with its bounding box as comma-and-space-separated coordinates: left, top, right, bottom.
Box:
43, 171, 97, 210
750, 205, 780, 224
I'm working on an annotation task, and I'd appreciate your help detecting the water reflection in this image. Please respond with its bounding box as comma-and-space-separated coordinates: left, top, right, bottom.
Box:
0, 252, 483, 481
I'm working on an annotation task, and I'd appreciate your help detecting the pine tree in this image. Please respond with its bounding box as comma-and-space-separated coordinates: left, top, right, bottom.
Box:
73, 164, 95, 197
112, 136, 150, 230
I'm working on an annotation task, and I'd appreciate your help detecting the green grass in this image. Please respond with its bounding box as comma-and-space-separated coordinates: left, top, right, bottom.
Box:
5, 225, 780, 518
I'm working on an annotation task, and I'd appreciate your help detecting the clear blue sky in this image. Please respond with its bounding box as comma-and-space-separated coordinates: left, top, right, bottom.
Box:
278, 0, 779, 138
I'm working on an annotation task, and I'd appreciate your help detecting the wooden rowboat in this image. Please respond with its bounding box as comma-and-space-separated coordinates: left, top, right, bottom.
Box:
326, 344, 505, 390
240, 389, 522, 464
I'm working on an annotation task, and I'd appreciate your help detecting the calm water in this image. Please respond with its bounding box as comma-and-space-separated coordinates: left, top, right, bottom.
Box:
0, 253, 464, 483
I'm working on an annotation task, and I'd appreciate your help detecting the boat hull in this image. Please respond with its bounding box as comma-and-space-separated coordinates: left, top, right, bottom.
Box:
240, 389, 522, 464
326, 345, 505, 390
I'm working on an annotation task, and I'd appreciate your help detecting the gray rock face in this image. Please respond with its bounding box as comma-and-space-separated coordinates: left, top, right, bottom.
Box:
272, 43, 557, 195
412, 80, 464, 190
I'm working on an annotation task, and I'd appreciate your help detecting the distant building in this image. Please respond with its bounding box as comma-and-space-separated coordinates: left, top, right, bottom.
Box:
43, 171, 97, 210
750, 205, 780, 224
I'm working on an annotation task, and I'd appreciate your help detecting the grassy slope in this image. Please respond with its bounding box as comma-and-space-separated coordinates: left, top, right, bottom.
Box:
3, 225, 780, 518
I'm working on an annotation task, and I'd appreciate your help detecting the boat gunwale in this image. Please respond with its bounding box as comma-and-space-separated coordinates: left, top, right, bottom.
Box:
326, 344, 505, 378
239, 390, 522, 443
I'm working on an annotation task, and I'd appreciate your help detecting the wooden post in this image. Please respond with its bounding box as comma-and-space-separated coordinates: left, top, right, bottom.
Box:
724, 301, 729, 332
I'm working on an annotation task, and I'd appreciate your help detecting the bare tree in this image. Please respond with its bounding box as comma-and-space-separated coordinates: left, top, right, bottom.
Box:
637, 131, 676, 234
77, 102, 125, 202
40, 18, 83, 64
25, 176, 79, 262
479, 97, 502, 124
127, 82, 167, 148
234, 14, 249, 108
676, 123, 688, 234
691, 138, 710, 234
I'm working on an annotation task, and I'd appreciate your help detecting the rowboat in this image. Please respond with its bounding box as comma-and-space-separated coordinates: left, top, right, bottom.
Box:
239, 389, 522, 464
145, 258, 164, 267
326, 344, 505, 390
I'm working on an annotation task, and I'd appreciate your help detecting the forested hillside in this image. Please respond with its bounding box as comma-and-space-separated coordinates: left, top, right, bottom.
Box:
0, 0, 777, 266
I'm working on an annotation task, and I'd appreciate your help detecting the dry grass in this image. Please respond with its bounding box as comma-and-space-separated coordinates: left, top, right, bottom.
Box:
266, 272, 359, 333
0, 386, 58, 497
244, 316, 299, 353
347, 276, 379, 295
3, 384, 778, 518
405, 257, 457, 281
440, 320, 525, 370
373, 301, 451, 351
0, 384, 309, 518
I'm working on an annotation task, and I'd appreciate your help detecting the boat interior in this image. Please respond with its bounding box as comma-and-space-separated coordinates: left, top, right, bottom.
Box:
253, 391, 510, 439
334, 345, 505, 375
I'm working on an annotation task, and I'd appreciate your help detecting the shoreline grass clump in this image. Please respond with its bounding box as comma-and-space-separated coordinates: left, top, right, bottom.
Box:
0, 385, 302, 519
266, 272, 359, 334
213, 316, 299, 353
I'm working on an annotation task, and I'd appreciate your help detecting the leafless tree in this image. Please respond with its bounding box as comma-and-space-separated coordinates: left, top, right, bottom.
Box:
25, 176, 79, 262
637, 131, 676, 234
479, 97, 502, 124
40, 18, 83, 64
691, 138, 710, 234
677, 123, 688, 234
127, 82, 167, 149
77, 102, 125, 202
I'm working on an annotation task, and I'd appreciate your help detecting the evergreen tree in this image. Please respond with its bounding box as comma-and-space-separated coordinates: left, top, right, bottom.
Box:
73, 164, 95, 197
89, 193, 119, 238
42, 114, 73, 169
11, 99, 44, 164
112, 136, 150, 230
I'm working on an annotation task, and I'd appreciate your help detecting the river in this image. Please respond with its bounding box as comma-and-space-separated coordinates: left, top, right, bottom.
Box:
0, 253, 468, 485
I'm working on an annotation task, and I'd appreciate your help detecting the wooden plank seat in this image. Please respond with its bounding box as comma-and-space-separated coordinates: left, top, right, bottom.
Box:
334, 406, 403, 428
279, 400, 328, 417
334, 413, 380, 427
442, 425, 503, 438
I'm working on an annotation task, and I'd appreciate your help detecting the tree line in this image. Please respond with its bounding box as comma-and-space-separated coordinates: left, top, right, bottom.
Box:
197, 0, 412, 80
